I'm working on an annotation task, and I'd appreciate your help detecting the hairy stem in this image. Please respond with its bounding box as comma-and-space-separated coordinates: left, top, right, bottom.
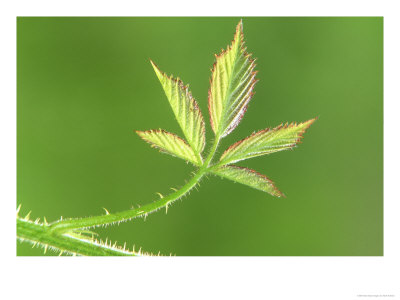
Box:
17, 218, 136, 256
18, 134, 222, 256
48, 135, 221, 234
49, 168, 206, 233
203, 135, 221, 168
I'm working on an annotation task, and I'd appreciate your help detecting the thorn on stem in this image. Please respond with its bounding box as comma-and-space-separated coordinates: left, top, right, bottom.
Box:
16, 204, 22, 215
24, 211, 31, 220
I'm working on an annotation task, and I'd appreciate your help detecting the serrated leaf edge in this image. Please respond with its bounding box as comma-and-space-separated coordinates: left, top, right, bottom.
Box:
219, 117, 317, 165
213, 165, 284, 197
136, 129, 200, 166
150, 60, 206, 157
208, 19, 258, 138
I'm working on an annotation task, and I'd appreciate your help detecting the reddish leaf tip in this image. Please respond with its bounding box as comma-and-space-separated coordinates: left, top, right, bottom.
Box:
149, 59, 157, 68
237, 19, 243, 32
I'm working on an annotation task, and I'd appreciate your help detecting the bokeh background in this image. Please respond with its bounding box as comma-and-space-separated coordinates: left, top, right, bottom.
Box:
17, 17, 383, 256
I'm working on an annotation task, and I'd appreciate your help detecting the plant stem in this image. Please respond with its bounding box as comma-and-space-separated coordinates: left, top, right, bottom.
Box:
17, 218, 136, 256
49, 168, 206, 233
24, 135, 222, 243
203, 135, 221, 168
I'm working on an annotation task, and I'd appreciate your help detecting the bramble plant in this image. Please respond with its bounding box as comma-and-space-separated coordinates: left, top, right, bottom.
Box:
17, 20, 316, 256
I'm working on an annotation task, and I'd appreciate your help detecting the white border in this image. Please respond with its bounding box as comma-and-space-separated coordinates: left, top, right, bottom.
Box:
1, 1, 399, 299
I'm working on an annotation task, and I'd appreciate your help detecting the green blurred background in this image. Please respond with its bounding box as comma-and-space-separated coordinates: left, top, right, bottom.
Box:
17, 17, 383, 256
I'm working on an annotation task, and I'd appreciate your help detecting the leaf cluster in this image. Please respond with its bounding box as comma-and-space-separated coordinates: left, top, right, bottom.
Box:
17, 20, 316, 257
137, 20, 316, 197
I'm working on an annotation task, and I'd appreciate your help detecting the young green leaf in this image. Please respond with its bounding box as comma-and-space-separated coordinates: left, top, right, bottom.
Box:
212, 165, 283, 197
150, 61, 206, 158
219, 118, 316, 165
208, 20, 257, 138
136, 129, 199, 166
